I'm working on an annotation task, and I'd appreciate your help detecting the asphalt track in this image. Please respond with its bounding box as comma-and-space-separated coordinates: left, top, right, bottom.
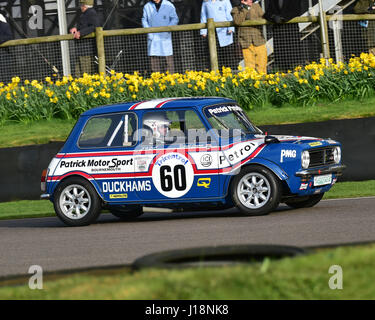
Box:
0, 197, 375, 278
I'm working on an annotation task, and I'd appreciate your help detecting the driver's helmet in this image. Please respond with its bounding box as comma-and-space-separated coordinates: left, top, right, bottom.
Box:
142, 112, 171, 139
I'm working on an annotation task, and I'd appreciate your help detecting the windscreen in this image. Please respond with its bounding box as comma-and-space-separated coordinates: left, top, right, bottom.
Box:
204, 104, 261, 136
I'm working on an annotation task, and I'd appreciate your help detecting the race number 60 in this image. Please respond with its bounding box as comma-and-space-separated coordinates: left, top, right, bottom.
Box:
152, 153, 194, 198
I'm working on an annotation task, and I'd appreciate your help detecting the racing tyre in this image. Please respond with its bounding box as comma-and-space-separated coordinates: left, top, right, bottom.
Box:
285, 193, 324, 209
110, 205, 143, 220
231, 165, 281, 216
53, 177, 101, 227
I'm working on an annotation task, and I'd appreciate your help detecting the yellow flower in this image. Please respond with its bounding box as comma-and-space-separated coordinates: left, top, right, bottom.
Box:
315, 86, 320, 91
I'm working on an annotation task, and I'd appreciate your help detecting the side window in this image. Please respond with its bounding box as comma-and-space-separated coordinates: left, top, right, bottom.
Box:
79, 113, 137, 148
184, 110, 208, 146
142, 110, 207, 146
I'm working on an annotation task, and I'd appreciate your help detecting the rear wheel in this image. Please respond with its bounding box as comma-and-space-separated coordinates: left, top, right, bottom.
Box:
231, 165, 281, 216
54, 177, 101, 227
110, 205, 143, 220
285, 193, 324, 209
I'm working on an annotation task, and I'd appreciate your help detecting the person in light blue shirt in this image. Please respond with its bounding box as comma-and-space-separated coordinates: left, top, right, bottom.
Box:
200, 0, 235, 70
142, 0, 179, 74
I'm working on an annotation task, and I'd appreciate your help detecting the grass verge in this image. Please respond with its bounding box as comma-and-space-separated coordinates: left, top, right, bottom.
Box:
0, 180, 374, 221
1, 96, 375, 149
0, 243, 374, 299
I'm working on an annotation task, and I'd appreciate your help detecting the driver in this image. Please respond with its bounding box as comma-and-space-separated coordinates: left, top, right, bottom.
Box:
142, 112, 172, 143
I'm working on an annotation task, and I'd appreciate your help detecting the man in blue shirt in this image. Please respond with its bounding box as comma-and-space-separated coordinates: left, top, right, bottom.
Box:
200, 0, 235, 70
142, 0, 179, 74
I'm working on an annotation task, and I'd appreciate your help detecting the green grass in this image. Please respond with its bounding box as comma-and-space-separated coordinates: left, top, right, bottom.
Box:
0, 200, 54, 220
1, 96, 375, 149
1, 244, 374, 299
0, 119, 76, 148
249, 96, 375, 126
323, 180, 375, 199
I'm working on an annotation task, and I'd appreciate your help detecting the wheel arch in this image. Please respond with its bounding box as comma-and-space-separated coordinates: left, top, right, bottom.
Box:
224, 159, 289, 194
51, 172, 104, 202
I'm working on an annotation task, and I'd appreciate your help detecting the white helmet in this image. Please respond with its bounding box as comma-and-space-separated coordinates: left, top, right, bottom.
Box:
143, 112, 171, 139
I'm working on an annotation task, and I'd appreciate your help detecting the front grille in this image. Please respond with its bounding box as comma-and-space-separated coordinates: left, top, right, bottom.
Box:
309, 147, 335, 168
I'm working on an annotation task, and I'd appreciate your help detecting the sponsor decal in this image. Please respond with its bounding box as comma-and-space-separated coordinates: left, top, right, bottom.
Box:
152, 153, 194, 198
197, 177, 211, 189
299, 183, 308, 190
102, 180, 151, 193
207, 105, 242, 115
60, 158, 133, 169
280, 149, 297, 163
219, 142, 258, 166
109, 194, 128, 199
59, 157, 134, 173
200, 154, 213, 167
135, 157, 150, 172
309, 141, 323, 147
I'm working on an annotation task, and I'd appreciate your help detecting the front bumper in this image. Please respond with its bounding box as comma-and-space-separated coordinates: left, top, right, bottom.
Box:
295, 164, 346, 179
40, 194, 50, 200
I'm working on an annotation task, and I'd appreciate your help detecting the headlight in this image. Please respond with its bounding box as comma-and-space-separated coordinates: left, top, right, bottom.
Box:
301, 150, 310, 169
333, 146, 341, 164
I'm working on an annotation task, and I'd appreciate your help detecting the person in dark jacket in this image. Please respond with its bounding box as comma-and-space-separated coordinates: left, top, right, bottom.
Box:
354, 0, 375, 56
70, 0, 101, 77
263, 0, 308, 72
0, 12, 14, 83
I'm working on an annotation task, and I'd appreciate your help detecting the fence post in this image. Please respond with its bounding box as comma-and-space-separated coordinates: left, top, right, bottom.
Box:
207, 18, 219, 71
318, 0, 330, 64
96, 27, 106, 75
57, 0, 71, 76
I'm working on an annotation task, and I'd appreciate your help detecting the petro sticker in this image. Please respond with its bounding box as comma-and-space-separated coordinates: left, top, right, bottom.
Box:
152, 153, 194, 198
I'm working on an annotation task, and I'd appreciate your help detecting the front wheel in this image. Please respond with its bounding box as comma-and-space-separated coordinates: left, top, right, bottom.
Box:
53, 177, 101, 227
231, 165, 281, 216
285, 193, 324, 209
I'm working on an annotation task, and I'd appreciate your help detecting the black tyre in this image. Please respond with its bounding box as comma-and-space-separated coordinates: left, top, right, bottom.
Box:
285, 193, 324, 209
110, 205, 143, 220
231, 165, 281, 216
53, 177, 101, 227
132, 244, 306, 270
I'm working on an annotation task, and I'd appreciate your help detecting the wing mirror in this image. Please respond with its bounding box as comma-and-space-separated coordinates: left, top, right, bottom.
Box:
264, 135, 280, 144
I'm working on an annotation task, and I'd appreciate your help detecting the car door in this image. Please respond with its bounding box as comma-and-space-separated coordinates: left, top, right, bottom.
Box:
136, 109, 220, 202
78, 112, 140, 203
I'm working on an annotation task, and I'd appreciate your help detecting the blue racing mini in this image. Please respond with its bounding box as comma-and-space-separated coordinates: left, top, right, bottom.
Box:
41, 97, 345, 226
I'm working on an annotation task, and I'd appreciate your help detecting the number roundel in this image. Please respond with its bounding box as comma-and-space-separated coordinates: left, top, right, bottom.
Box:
152, 153, 194, 198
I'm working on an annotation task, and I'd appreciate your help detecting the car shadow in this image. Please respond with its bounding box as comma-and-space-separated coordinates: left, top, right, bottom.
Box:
0, 205, 293, 228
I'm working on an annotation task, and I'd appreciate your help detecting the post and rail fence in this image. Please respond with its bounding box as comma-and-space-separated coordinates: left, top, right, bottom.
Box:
1, 13, 375, 82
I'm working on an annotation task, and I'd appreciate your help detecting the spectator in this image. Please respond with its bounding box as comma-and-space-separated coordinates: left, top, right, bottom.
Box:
200, 0, 235, 70
231, 0, 267, 74
142, 0, 179, 74
264, 0, 307, 71
354, 0, 375, 56
70, 0, 101, 77
0, 12, 14, 83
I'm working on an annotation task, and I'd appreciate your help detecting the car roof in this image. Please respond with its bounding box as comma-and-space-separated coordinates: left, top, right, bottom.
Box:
81, 97, 237, 116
